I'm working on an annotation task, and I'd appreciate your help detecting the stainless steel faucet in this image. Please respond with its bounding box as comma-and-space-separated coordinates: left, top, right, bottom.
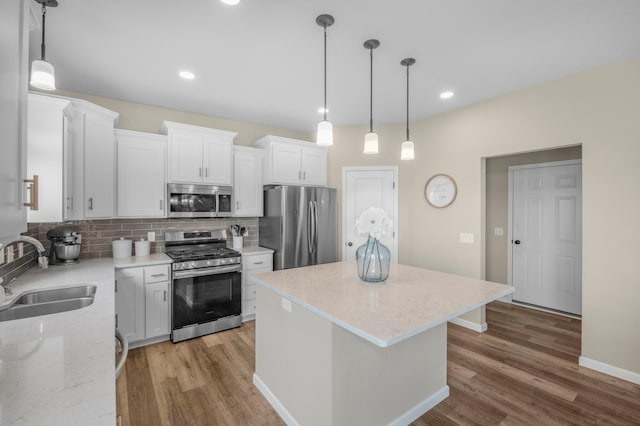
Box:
0, 236, 49, 269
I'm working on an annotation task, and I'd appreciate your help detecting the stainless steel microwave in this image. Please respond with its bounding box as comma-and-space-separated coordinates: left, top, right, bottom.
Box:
167, 183, 232, 218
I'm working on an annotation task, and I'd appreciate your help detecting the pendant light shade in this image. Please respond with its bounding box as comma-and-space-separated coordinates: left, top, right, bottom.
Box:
401, 141, 415, 160
316, 14, 334, 146
30, 0, 58, 91
30, 59, 56, 90
317, 120, 333, 146
400, 57, 416, 161
363, 39, 380, 155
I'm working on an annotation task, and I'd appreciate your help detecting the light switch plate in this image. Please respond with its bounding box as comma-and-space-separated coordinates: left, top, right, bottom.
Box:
281, 298, 292, 313
494, 227, 504, 236
7, 247, 14, 263
459, 233, 474, 244
147, 231, 156, 242
0, 248, 4, 265
18, 242, 24, 257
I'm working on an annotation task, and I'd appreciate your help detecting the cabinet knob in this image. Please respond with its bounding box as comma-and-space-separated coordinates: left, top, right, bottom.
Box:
347, 242, 353, 247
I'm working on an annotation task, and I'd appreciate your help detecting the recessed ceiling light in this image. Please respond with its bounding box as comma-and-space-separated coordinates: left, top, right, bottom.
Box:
318, 107, 329, 114
440, 91, 454, 99
179, 70, 195, 80
221, 0, 240, 5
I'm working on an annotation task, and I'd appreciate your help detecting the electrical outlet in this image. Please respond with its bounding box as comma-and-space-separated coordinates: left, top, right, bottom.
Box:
281, 297, 292, 313
459, 233, 474, 244
18, 242, 24, 257
147, 231, 156, 242
494, 227, 504, 236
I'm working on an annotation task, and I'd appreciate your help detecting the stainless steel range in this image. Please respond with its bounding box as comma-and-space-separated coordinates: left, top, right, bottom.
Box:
165, 229, 242, 343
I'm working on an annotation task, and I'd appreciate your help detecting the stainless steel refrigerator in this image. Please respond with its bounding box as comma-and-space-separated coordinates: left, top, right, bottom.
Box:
259, 185, 337, 270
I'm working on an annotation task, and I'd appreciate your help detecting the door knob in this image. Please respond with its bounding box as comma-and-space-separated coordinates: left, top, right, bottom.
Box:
513, 240, 521, 245
347, 242, 353, 246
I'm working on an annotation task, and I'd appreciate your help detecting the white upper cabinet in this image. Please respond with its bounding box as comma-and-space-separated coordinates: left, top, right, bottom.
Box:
254, 135, 327, 186
161, 121, 236, 185
233, 146, 264, 217
27, 94, 72, 223
67, 99, 119, 220
0, 0, 29, 241
116, 129, 167, 218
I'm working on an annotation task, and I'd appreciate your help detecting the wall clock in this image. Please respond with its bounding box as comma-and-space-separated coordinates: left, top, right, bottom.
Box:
424, 174, 457, 208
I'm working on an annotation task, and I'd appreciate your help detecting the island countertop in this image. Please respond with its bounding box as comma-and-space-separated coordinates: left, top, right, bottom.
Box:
251, 261, 513, 347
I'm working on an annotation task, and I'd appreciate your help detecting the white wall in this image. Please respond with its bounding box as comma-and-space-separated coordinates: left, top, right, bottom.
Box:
328, 60, 640, 376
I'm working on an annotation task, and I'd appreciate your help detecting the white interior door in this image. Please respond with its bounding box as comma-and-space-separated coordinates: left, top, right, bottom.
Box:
510, 160, 582, 315
342, 167, 397, 262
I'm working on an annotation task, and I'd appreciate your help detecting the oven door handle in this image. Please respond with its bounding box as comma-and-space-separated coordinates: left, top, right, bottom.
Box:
173, 264, 241, 279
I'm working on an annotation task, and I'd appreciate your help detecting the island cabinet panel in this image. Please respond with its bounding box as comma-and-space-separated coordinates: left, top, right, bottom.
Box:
254, 135, 327, 186
116, 129, 167, 218
254, 285, 448, 426
162, 120, 237, 185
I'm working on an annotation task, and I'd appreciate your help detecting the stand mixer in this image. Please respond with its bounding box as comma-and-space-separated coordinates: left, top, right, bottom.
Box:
46, 227, 82, 265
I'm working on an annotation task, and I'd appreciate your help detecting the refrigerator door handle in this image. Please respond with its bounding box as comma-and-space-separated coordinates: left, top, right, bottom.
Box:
313, 201, 319, 254
307, 200, 314, 254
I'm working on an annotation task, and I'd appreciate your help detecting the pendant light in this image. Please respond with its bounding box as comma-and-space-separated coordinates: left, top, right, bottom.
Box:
316, 14, 334, 146
30, 0, 59, 91
400, 58, 416, 160
363, 39, 380, 155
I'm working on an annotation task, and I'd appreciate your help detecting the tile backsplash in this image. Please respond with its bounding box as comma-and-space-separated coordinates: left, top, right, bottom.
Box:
0, 217, 259, 285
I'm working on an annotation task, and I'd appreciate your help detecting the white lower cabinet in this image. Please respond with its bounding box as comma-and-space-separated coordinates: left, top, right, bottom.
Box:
241, 251, 273, 321
115, 264, 171, 346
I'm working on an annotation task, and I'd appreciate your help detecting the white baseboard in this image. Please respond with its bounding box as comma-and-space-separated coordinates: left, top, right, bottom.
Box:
253, 373, 299, 426
389, 385, 450, 426
448, 317, 488, 333
579, 356, 640, 385
254, 373, 449, 426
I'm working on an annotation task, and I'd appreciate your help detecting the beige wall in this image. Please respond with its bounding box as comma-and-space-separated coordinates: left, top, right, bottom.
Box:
49, 89, 310, 146
485, 146, 582, 284
328, 60, 640, 375
50, 60, 640, 376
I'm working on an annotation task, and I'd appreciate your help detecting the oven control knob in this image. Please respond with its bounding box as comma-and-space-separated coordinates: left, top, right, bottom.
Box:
179, 262, 186, 270
207, 260, 213, 266
190, 261, 197, 269
220, 258, 227, 264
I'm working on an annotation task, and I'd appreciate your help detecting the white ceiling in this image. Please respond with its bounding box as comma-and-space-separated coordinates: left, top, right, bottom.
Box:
30, 0, 640, 134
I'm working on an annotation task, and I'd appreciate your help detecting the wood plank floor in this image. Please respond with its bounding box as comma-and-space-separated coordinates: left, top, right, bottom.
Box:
116, 302, 640, 425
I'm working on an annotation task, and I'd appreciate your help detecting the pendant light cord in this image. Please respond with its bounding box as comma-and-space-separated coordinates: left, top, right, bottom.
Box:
323, 25, 327, 122
41, 5, 47, 60
405, 64, 410, 141
369, 48, 374, 133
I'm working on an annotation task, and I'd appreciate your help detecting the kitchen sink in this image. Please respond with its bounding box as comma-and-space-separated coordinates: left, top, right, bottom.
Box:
0, 284, 96, 322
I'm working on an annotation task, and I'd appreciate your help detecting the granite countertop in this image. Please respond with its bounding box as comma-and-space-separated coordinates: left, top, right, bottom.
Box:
251, 261, 513, 348
0, 258, 116, 426
234, 246, 274, 255
113, 253, 172, 268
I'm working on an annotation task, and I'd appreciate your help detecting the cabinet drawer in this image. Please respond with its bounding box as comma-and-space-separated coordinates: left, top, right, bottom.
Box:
242, 284, 257, 301
242, 299, 257, 317
144, 265, 170, 283
242, 253, 273, 270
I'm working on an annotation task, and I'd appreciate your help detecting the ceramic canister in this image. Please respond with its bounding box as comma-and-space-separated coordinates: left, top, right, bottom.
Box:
112, 237, 133, 258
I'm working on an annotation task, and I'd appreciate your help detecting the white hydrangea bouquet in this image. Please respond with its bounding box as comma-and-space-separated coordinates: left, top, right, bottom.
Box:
355, 207, 393, 239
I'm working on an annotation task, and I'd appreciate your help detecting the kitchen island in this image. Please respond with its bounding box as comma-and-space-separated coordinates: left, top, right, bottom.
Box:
250, 261, 513, 426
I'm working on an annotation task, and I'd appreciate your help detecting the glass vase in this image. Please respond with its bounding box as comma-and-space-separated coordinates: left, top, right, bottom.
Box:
356, 235, 390, 282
